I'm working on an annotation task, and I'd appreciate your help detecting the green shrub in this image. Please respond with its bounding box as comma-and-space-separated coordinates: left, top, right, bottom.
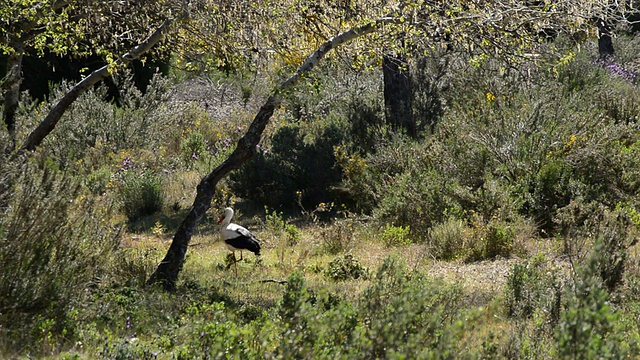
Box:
427, 217, 468, 260
180, 131, 207, 169
85, 166, 112, 195
465, 218, 516, 262
528, 158, 573, 234
591, 209, 635, 293
276, 272, 315, 358
504, 255, 562, 325
230, 123, 345, 210
319, 216, 358, 255
556, 205, 636, 291
481, 220, 516, 259
374, 165, 464, 239
193, 303, 253, 359
264, 208, 302, 270
555, 252, 629, 359
265, 208, 300, 246
273, 258, 468, 358
100, 337, 159, 360
42, 72, 173, 168
380, 224, 412, 247
117, 168, 164, 222
324, 254, 368, 281
355, 257, 464, 358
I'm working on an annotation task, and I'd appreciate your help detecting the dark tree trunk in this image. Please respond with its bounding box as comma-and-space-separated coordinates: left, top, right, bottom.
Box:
597, 19, 614, 59
383, 53, 415, 138
2, 43, 24, 150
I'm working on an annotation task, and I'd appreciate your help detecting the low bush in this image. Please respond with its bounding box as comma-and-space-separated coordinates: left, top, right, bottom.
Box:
324, 254, 368, 281
504, 254, 563, 325
467, 218, 517, 261
556, 204, 636, 292
555, 252, 630, 359
116, 167, 165, 222
180, 131, 207, 169
355, 257, 465, 358
427, 217, 469, 260
230, 123, 345, 210
265, 208, 301, 246
380, 223, 412, 247
42, 72, 174, 169
318, 215, 360, 255
85, 165, 113, 195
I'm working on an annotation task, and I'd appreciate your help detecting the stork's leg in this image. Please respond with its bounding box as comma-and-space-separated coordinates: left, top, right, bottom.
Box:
238, 251, 243, 262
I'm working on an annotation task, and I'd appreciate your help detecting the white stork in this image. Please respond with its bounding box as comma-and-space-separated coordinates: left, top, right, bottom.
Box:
217, 207, 261, 275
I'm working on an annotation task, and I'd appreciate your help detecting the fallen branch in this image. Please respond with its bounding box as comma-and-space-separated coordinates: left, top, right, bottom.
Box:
258, 279, 288, 285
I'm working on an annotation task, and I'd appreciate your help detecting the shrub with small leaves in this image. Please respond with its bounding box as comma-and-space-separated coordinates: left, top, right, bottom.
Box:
230, 123, 345, 209
276, 272, 314, 358
180, 131, 207, 168
265, 208, 300, 246
324, 254, 368, 281
592, 209, 636, 293
467, 218, 516, 262
0, 157, 121, 351
85, 166, 112, 195
428, 217, 469, 260
504, 254, 562, 326
319, 216, 357, 255
555, 251, 630, 359
356, 256, 464, 358
118, 169, 164, 222
381, 224, 412, 247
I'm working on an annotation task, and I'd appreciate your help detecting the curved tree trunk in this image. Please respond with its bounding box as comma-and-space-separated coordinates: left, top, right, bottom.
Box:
20, 17, 177, 153
147, 17, 397, 291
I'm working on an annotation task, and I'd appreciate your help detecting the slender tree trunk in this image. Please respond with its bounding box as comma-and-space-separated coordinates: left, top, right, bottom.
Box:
2, 42, 24, 150
20, 17, 176, 153
147, 17, 397, 291
383, 53, 415, 138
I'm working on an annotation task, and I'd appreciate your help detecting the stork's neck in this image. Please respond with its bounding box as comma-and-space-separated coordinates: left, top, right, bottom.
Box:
219, 208, 234, 230
220, 217, 231, 229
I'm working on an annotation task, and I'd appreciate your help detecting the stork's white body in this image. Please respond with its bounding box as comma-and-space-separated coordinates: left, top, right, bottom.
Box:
217, 207, 261, 275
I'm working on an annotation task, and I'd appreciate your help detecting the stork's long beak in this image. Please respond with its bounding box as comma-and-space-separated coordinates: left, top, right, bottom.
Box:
217, 215, 225, 224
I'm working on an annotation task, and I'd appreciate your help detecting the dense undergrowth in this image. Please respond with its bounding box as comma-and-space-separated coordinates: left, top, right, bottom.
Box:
2, 36, 640, 358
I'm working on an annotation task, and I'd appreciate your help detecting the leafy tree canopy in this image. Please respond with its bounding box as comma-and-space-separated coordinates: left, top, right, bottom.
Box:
0, 0, 177, 59
176, 0, 633, 75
